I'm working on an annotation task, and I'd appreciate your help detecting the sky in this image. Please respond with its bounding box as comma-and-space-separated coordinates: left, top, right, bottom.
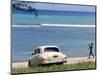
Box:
13, 1, 96, 12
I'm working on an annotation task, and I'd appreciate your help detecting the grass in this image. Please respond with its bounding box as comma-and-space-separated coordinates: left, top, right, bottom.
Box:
12, 61, 96, 74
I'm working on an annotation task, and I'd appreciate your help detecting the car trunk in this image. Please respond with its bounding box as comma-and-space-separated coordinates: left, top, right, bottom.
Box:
44, 52, 65, 63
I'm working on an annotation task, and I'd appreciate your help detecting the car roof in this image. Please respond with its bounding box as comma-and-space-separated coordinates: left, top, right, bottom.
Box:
37, 45, 59, 49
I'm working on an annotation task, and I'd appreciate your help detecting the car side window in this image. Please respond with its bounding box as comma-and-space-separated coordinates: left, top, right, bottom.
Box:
34, 49, 37, 54
34, 48, 41, 54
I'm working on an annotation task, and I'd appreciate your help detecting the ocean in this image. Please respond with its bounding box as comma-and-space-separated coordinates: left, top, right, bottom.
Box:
12, 10, 96, 62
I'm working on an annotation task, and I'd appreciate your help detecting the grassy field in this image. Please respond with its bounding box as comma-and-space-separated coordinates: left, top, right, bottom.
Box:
12, 61, 96, 74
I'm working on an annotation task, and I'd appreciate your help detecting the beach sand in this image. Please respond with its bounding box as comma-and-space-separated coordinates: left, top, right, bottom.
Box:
12, 56, 95, 68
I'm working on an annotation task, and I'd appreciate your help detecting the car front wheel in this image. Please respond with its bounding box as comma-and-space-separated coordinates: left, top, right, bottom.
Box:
28, 60, 31, 67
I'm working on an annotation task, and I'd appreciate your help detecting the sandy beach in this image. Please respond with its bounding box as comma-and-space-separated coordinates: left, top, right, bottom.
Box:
12, 56, 95, 68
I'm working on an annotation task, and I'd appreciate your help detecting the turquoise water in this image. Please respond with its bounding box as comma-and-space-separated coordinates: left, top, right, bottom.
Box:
12, 12, 95, 25
12, 11, 96, 62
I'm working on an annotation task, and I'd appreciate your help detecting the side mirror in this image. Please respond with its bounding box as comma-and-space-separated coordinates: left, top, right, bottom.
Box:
31, 53, 34, 55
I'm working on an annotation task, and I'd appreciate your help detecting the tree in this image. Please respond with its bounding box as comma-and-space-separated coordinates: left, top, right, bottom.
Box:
27, 6, 38, 17
12, 3, 38, 17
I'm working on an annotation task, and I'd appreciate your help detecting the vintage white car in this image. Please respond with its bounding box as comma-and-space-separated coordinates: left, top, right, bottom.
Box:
28, 45, 67, 67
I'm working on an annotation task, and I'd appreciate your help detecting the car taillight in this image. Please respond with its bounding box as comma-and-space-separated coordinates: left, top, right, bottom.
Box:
65, 57, 67, 59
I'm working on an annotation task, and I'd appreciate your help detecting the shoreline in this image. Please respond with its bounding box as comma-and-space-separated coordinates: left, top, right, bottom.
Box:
12, 56, 95, 68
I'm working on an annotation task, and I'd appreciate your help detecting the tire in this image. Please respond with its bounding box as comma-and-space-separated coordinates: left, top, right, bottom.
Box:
58, 62, 64, 65
28, 60, 31, 67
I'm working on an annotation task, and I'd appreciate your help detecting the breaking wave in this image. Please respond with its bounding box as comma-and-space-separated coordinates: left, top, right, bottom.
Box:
13, 24, 95, 28
41, 24, 95, 28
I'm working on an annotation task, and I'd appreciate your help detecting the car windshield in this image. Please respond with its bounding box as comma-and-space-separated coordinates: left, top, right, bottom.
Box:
44, 47, 60, 52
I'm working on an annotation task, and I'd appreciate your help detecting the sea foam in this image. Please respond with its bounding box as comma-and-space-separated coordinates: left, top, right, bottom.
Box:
13, 24, 95, 28
41, 24, 95, 28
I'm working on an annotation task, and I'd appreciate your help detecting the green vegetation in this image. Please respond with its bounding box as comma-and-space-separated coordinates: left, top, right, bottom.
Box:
12, 61, 96, 74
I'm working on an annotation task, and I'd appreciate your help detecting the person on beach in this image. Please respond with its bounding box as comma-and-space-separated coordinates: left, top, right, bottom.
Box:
88, 43, 94, 59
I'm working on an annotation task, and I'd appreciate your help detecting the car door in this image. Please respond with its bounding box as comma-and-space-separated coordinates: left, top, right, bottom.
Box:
32, 48, 41, 66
